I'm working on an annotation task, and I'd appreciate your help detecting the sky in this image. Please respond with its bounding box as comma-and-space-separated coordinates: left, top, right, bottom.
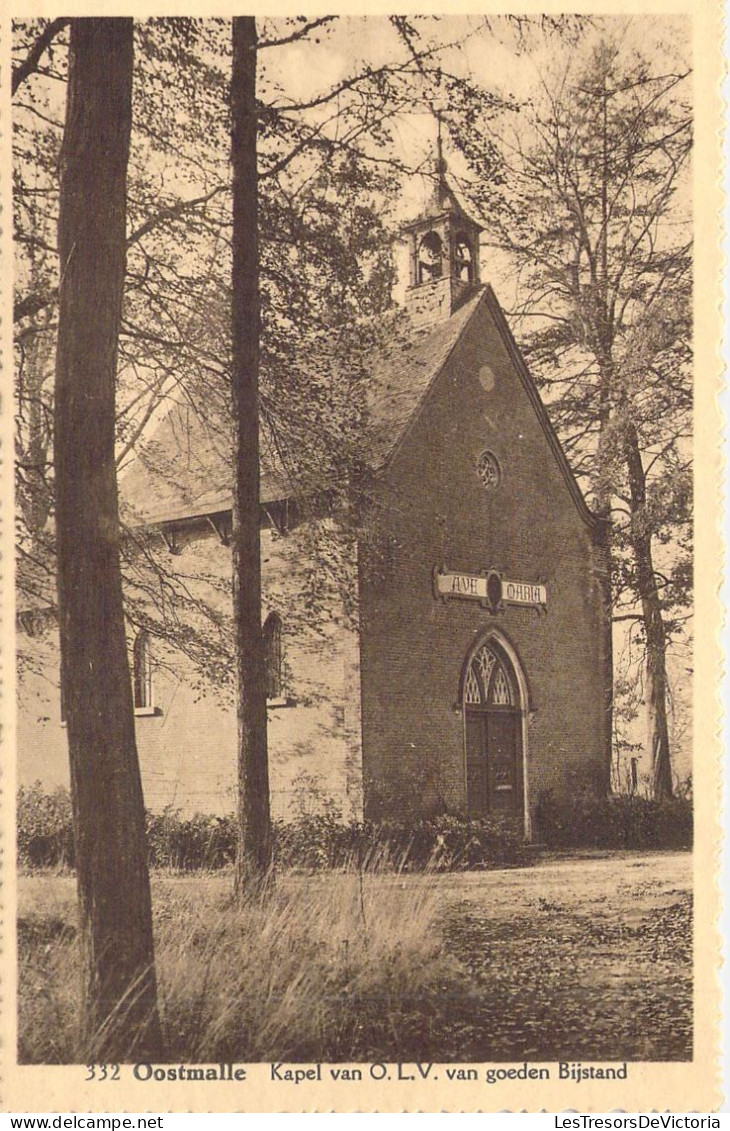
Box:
255, 13, 691, 312
262, 14, 690, 210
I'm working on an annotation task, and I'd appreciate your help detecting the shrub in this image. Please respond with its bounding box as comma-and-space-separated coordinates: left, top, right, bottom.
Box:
374, 813, 528, 870
17, 783, 75, 869
18, 784, 693, 870
272, 812, 363, 870
146, 810, 236, 870
535, 791, 693, 850
272, 812, 528, 871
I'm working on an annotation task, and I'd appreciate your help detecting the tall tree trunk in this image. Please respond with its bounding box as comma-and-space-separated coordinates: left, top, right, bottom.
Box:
623, 422, 673, 799
54, 18, 162, 1059
593, 510, 614, 793
231, 16, 271, 895
593, 355, 615, 792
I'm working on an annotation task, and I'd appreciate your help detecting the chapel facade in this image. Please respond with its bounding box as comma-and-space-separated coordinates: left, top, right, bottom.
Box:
17, 166, 612, 837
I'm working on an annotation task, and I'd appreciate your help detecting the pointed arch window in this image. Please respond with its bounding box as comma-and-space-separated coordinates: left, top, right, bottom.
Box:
463, 643, 515, 708
464, 664, 480, 705
133, 631, 153, 711
263, 613, 284, 701
492, 665, 511, 706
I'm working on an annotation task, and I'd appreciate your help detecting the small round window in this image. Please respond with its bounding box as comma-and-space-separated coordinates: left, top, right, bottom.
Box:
476, 450, 501, 491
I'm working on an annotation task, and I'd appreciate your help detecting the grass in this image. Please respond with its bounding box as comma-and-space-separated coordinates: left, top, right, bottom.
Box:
18, 850, 692, 1064
18, 860, 463, 1063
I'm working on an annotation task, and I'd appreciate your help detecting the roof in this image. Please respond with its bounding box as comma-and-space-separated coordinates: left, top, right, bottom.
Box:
402, 153, 483, 234
120, 285, 596, 530
364, 288, 484, 470
120, 291, 484, 526
119, 402, 289, 526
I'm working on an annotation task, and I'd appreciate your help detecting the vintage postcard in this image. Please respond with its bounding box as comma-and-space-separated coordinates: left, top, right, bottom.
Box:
1, 0, 724, 1114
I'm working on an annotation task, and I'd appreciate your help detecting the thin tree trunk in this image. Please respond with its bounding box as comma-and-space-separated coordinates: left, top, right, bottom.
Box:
594, 61, 672, 799
593, 509, 614, 793
623, 422, 674, 799
594, 82, 616, 792
231, 16, 271, 895
54, 17, 162, 1059
593, 355, 615, 792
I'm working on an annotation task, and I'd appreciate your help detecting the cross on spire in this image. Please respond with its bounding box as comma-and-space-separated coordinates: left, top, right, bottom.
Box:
435, 112, 447, 181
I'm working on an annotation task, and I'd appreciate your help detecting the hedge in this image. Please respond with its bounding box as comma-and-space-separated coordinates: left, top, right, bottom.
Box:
17, 783, 75, 869
535, 791, 693, 850
17, 784, 527, 871
17, 784, 693, 871
273, 811, 529, 871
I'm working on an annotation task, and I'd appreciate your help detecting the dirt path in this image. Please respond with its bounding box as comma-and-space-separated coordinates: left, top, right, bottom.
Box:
433, 851, 692, 1061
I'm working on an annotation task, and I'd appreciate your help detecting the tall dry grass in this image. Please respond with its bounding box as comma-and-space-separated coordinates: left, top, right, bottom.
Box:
19, 858, 466, 1063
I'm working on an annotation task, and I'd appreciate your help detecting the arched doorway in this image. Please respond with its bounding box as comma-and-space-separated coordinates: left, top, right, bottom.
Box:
462, 637, 526, 821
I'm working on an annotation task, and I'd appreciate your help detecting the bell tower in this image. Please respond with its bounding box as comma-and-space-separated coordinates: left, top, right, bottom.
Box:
402, 136, 483, 328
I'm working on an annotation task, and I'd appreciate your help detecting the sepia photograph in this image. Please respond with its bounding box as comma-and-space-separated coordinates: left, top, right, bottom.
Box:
7, 7, 720, 1111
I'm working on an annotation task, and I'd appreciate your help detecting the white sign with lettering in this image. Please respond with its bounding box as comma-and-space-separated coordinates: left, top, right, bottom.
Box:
433, 567, 547, 611
503, 579, 548, 607
434, 571, 488, 600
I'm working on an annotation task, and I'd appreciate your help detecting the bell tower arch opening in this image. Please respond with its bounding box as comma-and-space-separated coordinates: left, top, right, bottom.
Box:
417, 230, 444, 283
454, 232, 474, 282
461, 633, 530, 835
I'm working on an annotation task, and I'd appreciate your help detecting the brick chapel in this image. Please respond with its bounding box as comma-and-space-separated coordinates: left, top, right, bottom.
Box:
17, 164, 611, 837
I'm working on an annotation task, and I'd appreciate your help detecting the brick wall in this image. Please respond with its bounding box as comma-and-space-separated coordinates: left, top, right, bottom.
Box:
359, 292, 609, 829
404, 276, 475, 330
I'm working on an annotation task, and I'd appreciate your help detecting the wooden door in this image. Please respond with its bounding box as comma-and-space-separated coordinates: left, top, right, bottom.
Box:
465, 710, 522, 818
465, 712, 488, 818
486, 712, 522, 815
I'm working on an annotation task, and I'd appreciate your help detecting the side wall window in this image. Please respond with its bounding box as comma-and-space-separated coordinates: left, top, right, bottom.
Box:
263, 613, 283, 700
133, 631, 153, 710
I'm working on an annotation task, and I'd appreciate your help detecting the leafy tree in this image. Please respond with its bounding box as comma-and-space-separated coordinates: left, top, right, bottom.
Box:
459, 31, 692, 797
15, 15, 493, 884
17, 18, 562, 881
53, 17, 161, 1057
14, 20, 397, 679
14, 17, 509, 677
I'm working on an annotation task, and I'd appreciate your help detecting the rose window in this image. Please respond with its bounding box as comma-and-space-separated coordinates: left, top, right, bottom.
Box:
476, 450, 501, 490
